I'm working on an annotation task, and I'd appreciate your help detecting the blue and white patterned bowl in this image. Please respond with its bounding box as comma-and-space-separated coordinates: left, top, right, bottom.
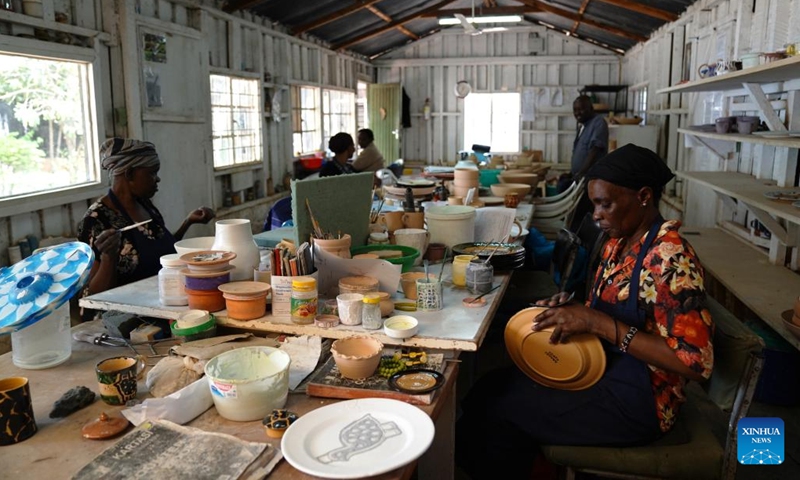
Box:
0, 242, 94, 334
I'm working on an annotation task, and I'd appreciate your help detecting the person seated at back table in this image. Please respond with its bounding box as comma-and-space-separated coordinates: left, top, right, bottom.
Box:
77, 138, 215, 300
320, 132, 356, 177
352, 128, 385, 173
455, 144, 714, 479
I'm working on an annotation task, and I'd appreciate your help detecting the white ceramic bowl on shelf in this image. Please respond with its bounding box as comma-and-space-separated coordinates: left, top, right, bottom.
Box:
384, 315, 419, 339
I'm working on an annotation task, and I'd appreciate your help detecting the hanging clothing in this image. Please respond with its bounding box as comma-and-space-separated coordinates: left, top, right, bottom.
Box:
401, 88, 411, 128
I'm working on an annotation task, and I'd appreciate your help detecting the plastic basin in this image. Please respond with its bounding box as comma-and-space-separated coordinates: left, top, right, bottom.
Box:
350, 245, 420, 273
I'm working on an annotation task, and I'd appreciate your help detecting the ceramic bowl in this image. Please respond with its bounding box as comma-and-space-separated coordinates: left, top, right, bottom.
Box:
180, 250, 237, 272
218, 281, 271, 320
174, 236, 215, 256
384, 315, 419, 339
499, 173, 539, 188
781, 310, 800, 340
491, 183, 532, 199
331, 336, 383, 380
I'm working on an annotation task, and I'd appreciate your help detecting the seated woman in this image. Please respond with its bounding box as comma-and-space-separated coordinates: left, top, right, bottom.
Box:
77, 138, 215, 298
456, 144, 714, 479
352, 128, 385, 173
319, 132, 355, 177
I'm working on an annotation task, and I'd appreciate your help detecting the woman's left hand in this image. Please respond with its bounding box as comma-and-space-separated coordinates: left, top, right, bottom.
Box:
532, 303, 597, 344
186, 206, 215, 225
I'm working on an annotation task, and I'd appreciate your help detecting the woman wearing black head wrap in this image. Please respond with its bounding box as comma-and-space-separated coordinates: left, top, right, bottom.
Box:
456, 144, 714, 479
319, 132, 356, 177
77, 138, 215, 300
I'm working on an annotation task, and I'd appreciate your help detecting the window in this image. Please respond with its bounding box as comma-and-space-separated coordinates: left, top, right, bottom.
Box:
322, 89, 355, 150
463, 93, 520, 152
0, 51, 97, 201
291, 86, 321, 155
632, 87, 648, 123
210, 74, 262, 168
356, 81, 368, 131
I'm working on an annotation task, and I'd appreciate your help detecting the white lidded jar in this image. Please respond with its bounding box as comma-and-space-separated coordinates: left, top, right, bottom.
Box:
211, 219, 260, 281
159, 253, 188, 306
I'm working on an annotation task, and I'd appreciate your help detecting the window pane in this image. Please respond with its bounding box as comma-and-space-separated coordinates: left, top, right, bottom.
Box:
0, 52, 97, 200
464, 93, 520, 153
210, 74, 262, 168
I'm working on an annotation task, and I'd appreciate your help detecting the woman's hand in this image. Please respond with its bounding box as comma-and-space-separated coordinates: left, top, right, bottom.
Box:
534, 291, 573, 307
532, 303, 598, 344
94, 228, 121, 259
186, 206, 215, 225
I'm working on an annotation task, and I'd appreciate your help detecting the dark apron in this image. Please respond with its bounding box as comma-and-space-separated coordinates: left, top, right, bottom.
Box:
107, 189, 176, 285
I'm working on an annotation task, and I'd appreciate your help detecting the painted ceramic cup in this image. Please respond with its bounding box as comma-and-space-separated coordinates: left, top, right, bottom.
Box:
402, 212, 425, 229
96, 356, 146, 405
504, 193, 520, 208
0, 377, 37, 445
416, 279, 443, 311
337, 293, 365, 326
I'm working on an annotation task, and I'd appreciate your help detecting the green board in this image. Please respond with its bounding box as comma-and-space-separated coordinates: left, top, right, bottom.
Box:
291, 172, 373, 247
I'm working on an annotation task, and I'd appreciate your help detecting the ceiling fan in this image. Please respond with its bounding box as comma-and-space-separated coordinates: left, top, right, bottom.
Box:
450, 0, 514, 36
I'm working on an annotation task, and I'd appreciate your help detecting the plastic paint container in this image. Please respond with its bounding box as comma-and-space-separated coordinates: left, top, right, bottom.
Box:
204, 346, 291, 421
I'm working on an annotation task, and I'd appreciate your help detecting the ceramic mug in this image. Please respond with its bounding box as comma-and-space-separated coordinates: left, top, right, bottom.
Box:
379, 211, 404, 233
425, 243, 447, 263
416, 279, 443, 311
96, 355, 146, 405
504, 193, 520, 208
0, 377, 37, 445
448, 196, 464, 206
402, 212, 425, 229
337, 293, 365, 326
393, 228, 429, 266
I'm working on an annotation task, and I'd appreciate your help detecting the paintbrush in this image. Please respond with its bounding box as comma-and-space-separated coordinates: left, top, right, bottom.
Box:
469, 284, 502, 304
305, 199, 324, 239
484, 235, 509, 265
438, 247, 448, 283
118, 219, 152, 232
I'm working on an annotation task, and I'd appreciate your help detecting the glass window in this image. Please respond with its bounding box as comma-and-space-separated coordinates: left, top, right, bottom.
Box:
356, 81, 368, 131
0, 52, 97, 200
463, 93, 520, 152
322, 89, 355, 150
210, 74, 262, 169
292, 86, 321, 155
633, 87, 648, 123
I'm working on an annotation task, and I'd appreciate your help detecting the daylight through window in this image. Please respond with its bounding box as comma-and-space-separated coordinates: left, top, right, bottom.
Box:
463, 93, 520, 152
292, 86, 321, 155
0, 52, 97, 200
210, 74, 262, 168
322, 89, 355, 151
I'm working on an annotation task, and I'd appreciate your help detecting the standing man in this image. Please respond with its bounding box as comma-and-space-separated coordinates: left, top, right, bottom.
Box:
352, 128, 385, 172
563, 94, 609, 229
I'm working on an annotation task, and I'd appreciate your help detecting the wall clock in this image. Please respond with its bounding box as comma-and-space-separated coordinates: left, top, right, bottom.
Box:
454, 80, 471, 98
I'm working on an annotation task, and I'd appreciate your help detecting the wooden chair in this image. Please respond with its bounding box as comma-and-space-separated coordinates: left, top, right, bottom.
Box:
540, 297, 765, 480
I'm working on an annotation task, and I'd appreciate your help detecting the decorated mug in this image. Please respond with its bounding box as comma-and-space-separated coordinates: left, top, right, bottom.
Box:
96, 355, 146, 405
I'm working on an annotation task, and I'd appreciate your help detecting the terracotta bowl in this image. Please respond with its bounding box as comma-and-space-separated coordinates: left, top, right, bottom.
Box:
499, 173, 539, 188
331, 336, 383, 380
491, 183, 532, 199
339, 275, 379, 296
185, 288, 226, 312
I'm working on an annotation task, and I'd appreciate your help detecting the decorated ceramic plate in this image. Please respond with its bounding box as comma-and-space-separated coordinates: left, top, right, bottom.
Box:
504, 307, 606, 391
763, 190, 800, 201
388, 369, 445, 394
281, 398, 434, 479
0, 242, 94, 334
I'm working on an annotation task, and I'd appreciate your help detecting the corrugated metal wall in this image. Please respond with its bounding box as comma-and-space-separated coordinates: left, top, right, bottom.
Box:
374, 27, 621, 166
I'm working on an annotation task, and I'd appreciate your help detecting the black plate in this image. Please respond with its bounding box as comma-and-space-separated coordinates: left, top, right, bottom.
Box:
452, 242, 526, 271
388, 369, 445, 394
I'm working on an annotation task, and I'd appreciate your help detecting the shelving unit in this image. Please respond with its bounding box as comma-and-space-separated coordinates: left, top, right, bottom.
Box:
657, 56, 800, 94
677, 128, 800, 149
580, 84, 628, 114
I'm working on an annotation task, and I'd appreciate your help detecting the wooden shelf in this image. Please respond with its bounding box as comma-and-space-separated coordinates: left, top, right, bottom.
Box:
676, 171, 800, 224
678, 128, 800, 148
682, 228, 800, 351
657, 55, 800, 94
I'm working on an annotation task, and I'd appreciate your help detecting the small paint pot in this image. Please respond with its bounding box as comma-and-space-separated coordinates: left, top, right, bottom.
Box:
183, 270, 231, 291
185, 288, 226, 312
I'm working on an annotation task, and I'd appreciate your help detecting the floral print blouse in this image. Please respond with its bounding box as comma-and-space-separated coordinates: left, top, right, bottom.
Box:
590, 220, 714, 432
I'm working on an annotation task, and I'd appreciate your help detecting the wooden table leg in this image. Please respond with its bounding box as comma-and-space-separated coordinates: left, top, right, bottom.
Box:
418, 377, 456, 479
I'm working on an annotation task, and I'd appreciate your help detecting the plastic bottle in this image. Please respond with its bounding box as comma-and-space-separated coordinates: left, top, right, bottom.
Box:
361, 294, 383, 330
290, 277, 318, 325
159, 254, 188, 306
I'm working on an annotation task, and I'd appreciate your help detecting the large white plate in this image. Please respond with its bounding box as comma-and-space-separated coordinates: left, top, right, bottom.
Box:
281, 398, 435, 479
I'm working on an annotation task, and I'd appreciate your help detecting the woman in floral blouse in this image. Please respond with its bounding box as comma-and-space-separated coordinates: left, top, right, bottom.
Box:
456, 144, 714, 479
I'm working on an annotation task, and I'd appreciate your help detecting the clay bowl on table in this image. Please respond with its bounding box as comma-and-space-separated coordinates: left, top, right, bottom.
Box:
491, 183, 532, 199
499, 173, 539, 188
331, 336, 383, 380
400, 272, 436, 300
180, 250, 236, 273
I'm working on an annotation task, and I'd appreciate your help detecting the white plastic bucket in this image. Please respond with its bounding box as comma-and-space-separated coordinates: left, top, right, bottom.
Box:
204, 346, 291, 421
425, 205, 476, 248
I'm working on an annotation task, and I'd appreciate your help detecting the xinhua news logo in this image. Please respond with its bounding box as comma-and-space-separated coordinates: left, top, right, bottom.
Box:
737, 417, 784, 465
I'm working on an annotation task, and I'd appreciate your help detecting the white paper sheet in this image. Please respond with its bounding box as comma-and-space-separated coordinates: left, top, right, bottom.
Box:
522, 88, 536, 122
122, 377, 213, 427
312, 247, 402, 297
279, 335, 323, 390
474, 207, 518, 243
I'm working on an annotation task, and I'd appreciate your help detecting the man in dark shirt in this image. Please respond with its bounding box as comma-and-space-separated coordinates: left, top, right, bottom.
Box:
571, 95, 609, 178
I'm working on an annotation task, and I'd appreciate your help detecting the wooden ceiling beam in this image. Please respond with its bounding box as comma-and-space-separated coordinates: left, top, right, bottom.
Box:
421, 6, 539, 17
223, 0, 265, 13
366, 5, 419, 41
570, 0, 592, 35
595, 0, 678, 22
334, 0, 457, 50
293, 0, 383, 35
516, 0, 647, 43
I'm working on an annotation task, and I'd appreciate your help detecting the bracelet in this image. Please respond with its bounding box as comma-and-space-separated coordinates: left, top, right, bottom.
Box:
619, 326, 638, 353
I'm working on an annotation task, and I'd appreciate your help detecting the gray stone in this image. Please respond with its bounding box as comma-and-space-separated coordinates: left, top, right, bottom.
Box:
49, 386, 96, 418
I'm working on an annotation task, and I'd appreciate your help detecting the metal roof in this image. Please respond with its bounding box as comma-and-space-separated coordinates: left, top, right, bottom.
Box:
226, 0, 698, 58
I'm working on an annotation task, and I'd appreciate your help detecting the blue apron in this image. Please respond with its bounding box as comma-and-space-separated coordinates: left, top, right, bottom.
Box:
107, 189, 176, 285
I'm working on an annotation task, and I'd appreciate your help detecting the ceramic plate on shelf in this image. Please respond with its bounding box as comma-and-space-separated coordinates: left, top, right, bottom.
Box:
763, 190, 800, 201
281, 398, 434, 479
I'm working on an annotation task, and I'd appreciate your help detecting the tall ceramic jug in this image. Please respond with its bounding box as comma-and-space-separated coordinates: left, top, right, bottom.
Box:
211, 219, 260, 281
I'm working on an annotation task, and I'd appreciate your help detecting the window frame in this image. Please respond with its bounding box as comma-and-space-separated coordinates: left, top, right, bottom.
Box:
209, 74, 263, 171
321, 87, 356, 151
632, 85, 648, 123
291, 85, 322, 156
0, 36, 105, 218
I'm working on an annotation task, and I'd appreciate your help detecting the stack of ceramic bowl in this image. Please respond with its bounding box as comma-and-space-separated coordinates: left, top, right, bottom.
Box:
338, 275, 379, 296
452, 242, 526, 270
179, 250, 237, 312
453, 168, 480, 199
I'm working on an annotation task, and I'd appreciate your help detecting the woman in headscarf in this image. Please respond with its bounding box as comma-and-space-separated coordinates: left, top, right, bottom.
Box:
456, 144, 714, 478
77, 138, 215, 297
319, 132, 355, 177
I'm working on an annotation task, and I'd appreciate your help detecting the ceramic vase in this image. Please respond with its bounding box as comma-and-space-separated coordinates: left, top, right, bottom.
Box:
211, 219, 260, 281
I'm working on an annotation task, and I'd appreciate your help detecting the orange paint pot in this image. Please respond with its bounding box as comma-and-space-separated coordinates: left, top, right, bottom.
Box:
185, 287, 226, 312
222, 293, 268, 320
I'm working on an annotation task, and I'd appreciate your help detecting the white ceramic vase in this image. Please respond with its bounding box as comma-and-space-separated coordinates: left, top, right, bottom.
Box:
211, 219, 260, 281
